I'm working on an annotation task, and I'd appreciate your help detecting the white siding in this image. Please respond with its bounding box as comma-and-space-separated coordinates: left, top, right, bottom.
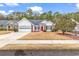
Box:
41, 20, 55, 32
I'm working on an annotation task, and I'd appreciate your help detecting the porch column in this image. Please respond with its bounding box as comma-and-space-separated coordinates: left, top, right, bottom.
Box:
32, 25, 34, 32
40, 24, 42, 32
43, 25, 45, 31
7, 26, 8, 31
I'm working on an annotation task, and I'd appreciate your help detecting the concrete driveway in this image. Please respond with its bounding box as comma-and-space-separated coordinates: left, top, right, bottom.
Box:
0, 32, 30, 48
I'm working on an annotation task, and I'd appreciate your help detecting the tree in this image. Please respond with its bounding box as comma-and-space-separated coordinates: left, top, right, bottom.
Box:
53, 12, 62, 19
66, 12, 79, 22
53, 12, 63, 23
0, 14, 5, 20
55, 15, 76, 35
7, 12, 21, 20
26, 9, 33, 19
7, 14, 14, 20
27, 9, 32, 16
33, 11, 40, 20
46, 11, 53, 21
39, 12, 47, 20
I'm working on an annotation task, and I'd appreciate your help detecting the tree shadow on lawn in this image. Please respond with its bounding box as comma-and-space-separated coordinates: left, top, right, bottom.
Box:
57, 32, 79, 40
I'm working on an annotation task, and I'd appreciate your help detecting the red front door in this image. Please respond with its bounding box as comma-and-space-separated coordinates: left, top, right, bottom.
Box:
41, 26, 44, 31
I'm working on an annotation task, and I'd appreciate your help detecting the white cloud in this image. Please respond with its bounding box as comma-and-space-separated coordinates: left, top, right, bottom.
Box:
0, 3, 19, 6
7, 10, 14, 15
8, 10, 14, 13
0, 10, 7, 15
0, 4, 4, 6
0, 10, 14, 15
29, 6, 43, 14
5, 3, 19, 6
76, 3, 79, 9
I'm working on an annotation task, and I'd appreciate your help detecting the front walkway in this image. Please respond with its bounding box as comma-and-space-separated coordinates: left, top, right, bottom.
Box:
10, 40, 79, 44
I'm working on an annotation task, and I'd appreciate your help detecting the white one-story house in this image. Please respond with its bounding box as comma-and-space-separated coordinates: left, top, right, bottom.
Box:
18, 18, 55, 32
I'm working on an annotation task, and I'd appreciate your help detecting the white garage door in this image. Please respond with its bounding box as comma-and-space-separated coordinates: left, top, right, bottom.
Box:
18, 26, 31, 32
18, 29, 31, 32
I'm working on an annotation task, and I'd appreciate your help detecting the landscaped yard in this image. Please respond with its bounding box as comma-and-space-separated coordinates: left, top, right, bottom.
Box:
0, 31, 12, 35
19, 32, 77, 40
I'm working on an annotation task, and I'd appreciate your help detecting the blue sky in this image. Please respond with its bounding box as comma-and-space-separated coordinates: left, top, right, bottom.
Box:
0, 3, 79, 15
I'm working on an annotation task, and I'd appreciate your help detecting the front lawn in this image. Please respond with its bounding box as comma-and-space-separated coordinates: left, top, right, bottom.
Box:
0, 31, 12, 35
19, 32, 74, 40
1, 44, 79, 50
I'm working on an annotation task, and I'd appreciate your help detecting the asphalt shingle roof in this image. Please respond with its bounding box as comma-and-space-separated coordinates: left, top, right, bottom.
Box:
0, 20, 19, 27
29, 20, 42, 25
0, 20, 8, 26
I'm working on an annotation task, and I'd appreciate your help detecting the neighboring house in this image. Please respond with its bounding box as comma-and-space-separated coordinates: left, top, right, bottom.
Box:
7, 20, 19, 31
71, 18, 79, 32
74, 24, 79, 33
0, 20, 19, 31
18, 18, 55, 32
72, 24, 79, 36
0, 20, 8, 30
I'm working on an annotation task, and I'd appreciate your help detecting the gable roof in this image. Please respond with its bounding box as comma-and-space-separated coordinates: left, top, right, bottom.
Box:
18, 18, 32, 26
41, 20, 55, 26
71, 18, 79, 24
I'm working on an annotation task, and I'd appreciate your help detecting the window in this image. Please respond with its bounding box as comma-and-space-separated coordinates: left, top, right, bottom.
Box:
46, 26, 52, 30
